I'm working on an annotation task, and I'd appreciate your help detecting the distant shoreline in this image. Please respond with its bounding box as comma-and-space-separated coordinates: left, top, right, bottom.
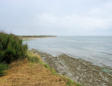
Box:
18, 35, 56, 40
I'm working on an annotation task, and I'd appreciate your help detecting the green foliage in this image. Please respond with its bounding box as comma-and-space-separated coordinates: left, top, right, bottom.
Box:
44, 64, 50, 69
66, 79, 74, 86
0, 64, 8, 76
50, 68, 57, 75
43, 64, 57, 74
28, 56, 39, 63
0, 32, 28, 64
76, 83, 82, 86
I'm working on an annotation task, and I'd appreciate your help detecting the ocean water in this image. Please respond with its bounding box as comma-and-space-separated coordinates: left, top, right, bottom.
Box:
24, 36, 112, 67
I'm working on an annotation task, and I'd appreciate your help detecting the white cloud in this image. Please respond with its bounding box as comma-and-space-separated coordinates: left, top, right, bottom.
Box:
0, 0, 112, 35
36, 13, 112, 30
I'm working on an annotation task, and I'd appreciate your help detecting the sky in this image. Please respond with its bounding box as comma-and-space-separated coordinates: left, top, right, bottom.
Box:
0, 0, 112, 36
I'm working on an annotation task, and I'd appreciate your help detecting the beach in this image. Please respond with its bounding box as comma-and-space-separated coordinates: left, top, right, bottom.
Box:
23, 36, 112, 86
31, 49, 112, 86
1, 0, 112, 85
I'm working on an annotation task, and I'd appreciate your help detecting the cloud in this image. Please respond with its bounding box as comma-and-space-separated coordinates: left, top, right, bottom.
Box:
35, 12, 112, 30
0, 0, 112, 35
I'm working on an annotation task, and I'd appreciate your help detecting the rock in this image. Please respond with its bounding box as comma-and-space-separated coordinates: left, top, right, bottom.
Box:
31, 49, 112, 86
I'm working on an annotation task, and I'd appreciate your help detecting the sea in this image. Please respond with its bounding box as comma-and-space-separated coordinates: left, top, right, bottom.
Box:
24, 36, 112, 67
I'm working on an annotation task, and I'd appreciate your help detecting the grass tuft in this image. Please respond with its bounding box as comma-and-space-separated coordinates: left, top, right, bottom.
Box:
44, 64, 50, 69
76, 83, 82, 86
0, 64, 8, 76
28, 56, 39, 63
27, 51, 79, 86
66, 79, 74, 86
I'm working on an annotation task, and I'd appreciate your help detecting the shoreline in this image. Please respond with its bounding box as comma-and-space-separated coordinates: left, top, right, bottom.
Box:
19, 35, 56, 40
31, 49, 112, 86
0, 50, 76, 86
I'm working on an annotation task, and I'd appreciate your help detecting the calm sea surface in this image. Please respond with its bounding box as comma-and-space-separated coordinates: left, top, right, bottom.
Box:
24, 36, 112, 67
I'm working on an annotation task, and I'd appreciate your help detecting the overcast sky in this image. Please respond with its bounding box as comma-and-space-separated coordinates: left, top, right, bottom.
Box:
0, 0, 112, 36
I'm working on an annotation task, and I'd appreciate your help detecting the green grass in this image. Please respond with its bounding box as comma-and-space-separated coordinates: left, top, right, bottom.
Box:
27, 51, 82, 86
66, 78, 74, 86
76, 83, 82, 86
44, 64, 50, 69
0, 64, 8, 76
28, 56, 40, 63
43, 63, 57, 75
50, 68, 57, 75
66, 78, 82, 86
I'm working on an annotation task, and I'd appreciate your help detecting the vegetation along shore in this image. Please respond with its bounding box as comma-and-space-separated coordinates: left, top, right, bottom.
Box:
31, 49, 112, 86
0, 32, 78, 86
19, 35, 56, 40
1, 32, 112, 86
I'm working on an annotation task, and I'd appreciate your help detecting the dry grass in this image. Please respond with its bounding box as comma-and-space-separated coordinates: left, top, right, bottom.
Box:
0, 52, 76, 86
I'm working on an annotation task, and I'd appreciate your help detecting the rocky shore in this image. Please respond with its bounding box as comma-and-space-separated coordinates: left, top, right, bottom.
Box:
32, 49, 112, 86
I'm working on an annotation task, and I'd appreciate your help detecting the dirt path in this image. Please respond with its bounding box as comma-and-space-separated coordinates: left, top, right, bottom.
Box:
0, 56, 75, 86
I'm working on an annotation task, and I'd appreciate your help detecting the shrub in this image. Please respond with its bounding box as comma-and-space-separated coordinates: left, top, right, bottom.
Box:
28, 56, 39, 63
0, 64, 8, 76
0, 32, 28, 64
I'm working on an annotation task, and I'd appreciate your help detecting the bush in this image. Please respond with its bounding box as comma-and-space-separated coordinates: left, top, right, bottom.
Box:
0, 64, 8, 76
28, 56, 39, 63
0, 32, 28, 64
